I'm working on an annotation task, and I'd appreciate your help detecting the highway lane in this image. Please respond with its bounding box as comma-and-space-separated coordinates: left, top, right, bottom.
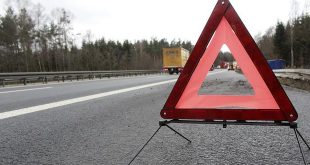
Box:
0, 70, 309, 164
0, 70, 225, 115
0, 74, 181, 113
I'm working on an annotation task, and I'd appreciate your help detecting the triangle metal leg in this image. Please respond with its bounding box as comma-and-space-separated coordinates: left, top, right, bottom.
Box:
164, 124, 192, 143
296, 129, 310, 150
128, 121, 192, 165
128, 121, 192, 164
128, 126, 162, 165
294, 128, 308, 165
159, 120, 192, 143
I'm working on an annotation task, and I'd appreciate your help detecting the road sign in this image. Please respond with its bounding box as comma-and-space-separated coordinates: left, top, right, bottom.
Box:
160, 0, 298, 122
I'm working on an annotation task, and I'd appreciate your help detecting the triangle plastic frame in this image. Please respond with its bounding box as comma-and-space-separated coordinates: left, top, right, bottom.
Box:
176, 17, 280, 110
160, 0, 298, 122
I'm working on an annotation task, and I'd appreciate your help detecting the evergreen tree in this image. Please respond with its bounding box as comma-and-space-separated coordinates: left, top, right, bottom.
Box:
0, 7, 18, 72
273, 22, 290, 63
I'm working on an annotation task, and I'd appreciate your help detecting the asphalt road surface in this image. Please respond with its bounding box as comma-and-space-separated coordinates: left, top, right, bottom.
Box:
0, 70, 309, 164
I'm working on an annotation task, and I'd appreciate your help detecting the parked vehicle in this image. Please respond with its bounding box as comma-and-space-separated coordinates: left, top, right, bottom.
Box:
219, 61, 228, 69
228, 63, 234, 71
267, 59, 286, 70
210, 64, 215, 71
162, 47, 189, 74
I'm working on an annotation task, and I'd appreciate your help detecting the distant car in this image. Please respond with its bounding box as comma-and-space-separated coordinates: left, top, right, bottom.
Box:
210, 64, 215, 71
228, 64, 234, 71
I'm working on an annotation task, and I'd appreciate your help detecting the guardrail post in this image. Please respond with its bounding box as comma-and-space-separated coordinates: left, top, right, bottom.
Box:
1, 79, 4, 87
23, 78, 27, 85
40, 77, 44, 84
44, 77, 48, 84
62, 76, 65, 82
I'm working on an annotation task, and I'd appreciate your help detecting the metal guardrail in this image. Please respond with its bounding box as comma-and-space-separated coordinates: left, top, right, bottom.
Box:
273, 69, 310, 91
273, 69, 310, 76
273, 69, 310, 81
0, 70, 161, 87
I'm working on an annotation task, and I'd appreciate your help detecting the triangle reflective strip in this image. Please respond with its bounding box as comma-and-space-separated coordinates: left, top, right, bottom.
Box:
176, 18, 279, 109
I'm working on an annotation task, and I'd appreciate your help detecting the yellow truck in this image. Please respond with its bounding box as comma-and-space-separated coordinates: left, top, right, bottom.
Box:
162, 47, 189, 74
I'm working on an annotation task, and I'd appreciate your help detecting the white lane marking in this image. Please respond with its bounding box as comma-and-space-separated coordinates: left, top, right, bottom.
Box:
0, 70, 225, 120
0, 87, 52, 94
0, 79, 177, 120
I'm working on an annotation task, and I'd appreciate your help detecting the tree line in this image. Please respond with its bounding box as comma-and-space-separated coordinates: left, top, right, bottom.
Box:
213, 52, 234, 66
1, 1, 309, 72
0, 3, 193, 72
0, 4, 76, 72
79, 38, 193, 71
256, 13, 310, 68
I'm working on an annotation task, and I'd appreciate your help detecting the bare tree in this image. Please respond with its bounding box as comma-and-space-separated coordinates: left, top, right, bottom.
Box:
51, 8, 73, 71
289, 0, 299, 67
305, 0, 310, 14
257, 27, 276, 59
32, 3, 46, 71
83, 30, 93, 44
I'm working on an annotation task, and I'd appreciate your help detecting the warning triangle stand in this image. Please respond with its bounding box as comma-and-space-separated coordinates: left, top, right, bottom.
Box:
128, 0, 309, 164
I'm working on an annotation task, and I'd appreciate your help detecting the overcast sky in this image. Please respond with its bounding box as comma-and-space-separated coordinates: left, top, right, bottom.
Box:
0, 0, 309, 44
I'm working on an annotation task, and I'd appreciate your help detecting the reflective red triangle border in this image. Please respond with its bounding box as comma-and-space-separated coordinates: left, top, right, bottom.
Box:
160, 0, 298, 122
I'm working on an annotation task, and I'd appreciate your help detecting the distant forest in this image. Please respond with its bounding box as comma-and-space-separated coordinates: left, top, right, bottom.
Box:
256, 14, 310, 68
0, 1, 309, 72
0, 2, 193, 72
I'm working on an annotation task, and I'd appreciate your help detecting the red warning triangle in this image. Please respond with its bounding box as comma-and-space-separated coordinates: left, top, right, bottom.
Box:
160, 0, 298, 122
